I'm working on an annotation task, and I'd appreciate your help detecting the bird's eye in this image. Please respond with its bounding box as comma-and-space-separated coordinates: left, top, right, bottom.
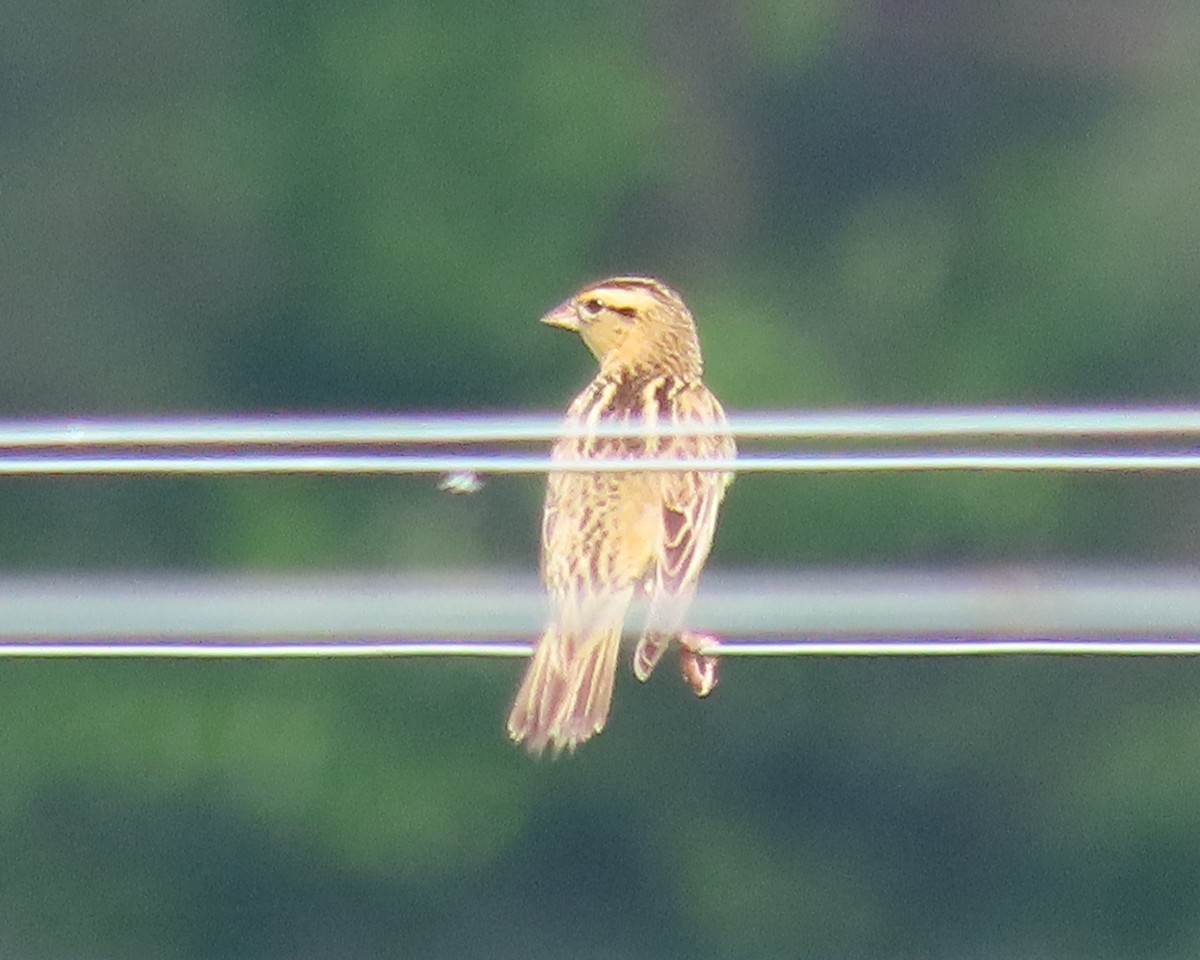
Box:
581, 298, 604, 314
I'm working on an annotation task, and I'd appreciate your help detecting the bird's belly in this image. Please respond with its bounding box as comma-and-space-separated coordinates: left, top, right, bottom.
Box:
542, 471, 662, 593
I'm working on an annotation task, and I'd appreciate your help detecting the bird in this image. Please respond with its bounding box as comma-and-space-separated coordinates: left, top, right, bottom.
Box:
507, 276, 736, 754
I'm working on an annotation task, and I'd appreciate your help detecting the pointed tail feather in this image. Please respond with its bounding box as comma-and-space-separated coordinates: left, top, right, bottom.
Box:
507, 624, 623, 755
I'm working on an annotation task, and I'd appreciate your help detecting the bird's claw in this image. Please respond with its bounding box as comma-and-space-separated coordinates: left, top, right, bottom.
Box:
679, 631, 720, 697
632, 633, 669, 682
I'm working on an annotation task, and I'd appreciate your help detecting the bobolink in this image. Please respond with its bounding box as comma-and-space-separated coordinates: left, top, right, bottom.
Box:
507, 276, 736, 754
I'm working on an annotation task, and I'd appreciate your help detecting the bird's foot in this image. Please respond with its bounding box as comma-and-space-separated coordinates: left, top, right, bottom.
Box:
678, 631, 720, 698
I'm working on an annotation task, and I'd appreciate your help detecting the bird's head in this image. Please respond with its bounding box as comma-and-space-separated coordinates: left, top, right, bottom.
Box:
540, 276, 703, 377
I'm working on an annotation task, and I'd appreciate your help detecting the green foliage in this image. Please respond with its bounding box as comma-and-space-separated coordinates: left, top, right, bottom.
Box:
3, 0, 1200, 956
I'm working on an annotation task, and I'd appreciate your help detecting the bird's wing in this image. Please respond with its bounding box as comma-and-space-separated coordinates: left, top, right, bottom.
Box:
649, 382, 735, 619
631, 381, 734, 683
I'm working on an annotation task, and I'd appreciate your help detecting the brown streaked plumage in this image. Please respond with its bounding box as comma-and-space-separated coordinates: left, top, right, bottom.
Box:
507, 276, 736, 754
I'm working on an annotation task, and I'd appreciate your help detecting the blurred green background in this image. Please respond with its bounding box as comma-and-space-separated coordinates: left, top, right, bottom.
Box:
3, 1, 1200, 957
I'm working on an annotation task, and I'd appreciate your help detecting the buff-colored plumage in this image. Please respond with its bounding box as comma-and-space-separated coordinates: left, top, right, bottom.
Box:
507, 277, 735, 754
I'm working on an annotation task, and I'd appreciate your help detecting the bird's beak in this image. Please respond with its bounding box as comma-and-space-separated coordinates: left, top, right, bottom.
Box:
540, 299, 580, 332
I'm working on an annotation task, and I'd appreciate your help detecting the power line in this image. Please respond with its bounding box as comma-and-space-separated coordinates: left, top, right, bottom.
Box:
2, 451, 1200, 476
2, 639, 1199, 658
3, 407, 1198, 474
0, 641, 533, 658
4, 571, 1200, 655
1, 407, 1199, 446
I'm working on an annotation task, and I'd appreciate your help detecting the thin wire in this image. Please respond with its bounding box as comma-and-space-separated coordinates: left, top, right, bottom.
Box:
2, 451, 1200, 475
1, 408, 1200, 446
716, 640, 1200, 656
2, 639, 1200, 658
0, 641, 533, 658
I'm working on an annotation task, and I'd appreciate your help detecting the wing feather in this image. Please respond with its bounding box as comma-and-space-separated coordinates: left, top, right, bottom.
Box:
640, 381, 735, 645
657, 382, 735, 594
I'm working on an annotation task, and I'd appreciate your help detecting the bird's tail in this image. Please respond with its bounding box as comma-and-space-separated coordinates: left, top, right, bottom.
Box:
507, 622, 623, 755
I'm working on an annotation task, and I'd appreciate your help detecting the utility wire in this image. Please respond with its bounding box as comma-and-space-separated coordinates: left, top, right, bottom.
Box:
1, 451, 1200, 475
1, 407, 1199, 446
2, 411, 1198, 654
3, 408, 1198, 474
4, 571, 1200, 656
3, 640, 1200, 658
